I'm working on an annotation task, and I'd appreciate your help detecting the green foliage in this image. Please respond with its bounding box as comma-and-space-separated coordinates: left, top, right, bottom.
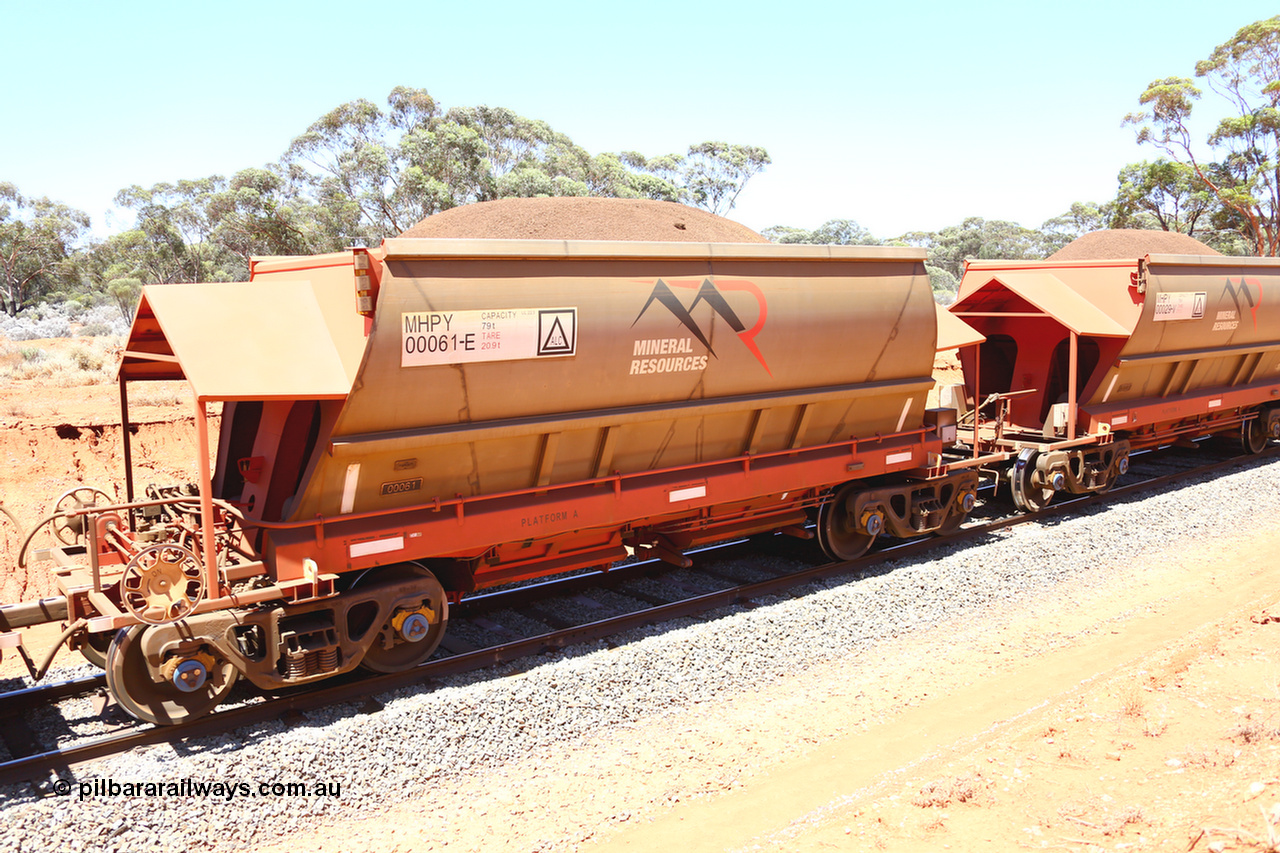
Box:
1039, 201, 1115, 255
762, 218, 960, 302
762, 219, 879, 245
680, 142, 771, 216
106, 278, 142, 325
925, 265, 959, 303
69, 344, 104, 372
0, 86, 774, 325
282, 88, 768, 244
1124, 16, 1280, 255
207, 167, 319, 270
899, 217, 1047, 280
1111, 160, 1213, 233
110, 178, 233, 282
0, 183, 90, 316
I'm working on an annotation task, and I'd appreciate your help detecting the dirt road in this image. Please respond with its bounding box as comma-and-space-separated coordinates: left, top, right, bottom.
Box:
601, 532, 1280, 852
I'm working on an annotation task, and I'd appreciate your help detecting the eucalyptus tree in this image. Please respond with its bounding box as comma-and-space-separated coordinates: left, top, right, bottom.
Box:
761, 219, 879, 245
1124, 16, 1280, 255
206, 167, 319, 272
112, 178, 230, 282
898, 217, 1046, 281
1111, 160, 1215, 235
1039, 201, 1115, 254
282, 87, 768, 244
0, 182, 90, 315
680, 142, 771, 215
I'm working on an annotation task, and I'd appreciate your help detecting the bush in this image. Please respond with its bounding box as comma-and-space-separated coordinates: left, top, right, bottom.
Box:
0, 335, 120, 386
69, 346, 104, 372
0, 301, 130, 342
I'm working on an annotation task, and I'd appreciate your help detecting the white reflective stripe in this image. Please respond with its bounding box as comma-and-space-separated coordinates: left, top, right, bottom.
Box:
896, 397, 913, 433
886, 450, 913, 465
669, 485, 707, 502
1208, 398, 1222, 409
349, 536, 404, 559
1102, 374, 1119, 403
1112, 415, 1128, 425
341, 463, 360, 514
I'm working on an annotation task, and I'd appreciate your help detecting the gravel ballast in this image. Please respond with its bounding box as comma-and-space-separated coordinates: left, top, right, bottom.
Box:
3, 455, 1279, 852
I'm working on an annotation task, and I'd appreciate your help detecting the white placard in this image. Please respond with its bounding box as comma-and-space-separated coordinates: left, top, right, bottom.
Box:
401, 308, 577, 367
348, 536, 404, 559
1153, 291, 1206, 322
669, 485, 707, 503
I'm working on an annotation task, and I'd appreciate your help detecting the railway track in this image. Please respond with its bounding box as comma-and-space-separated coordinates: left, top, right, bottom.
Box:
2, 442, 1273, 792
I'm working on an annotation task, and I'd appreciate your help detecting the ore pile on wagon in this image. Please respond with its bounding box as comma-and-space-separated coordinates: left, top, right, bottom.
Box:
0, 205, 1276, 726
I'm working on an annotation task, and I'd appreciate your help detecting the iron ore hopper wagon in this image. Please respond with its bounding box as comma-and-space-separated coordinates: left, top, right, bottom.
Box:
0, 239, 974, 724
944, 252, 1280, 510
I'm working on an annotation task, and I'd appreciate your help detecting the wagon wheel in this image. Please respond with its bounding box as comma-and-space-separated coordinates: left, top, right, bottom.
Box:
50, 486, 113, 546
816, 483, 878, 561
118, 544, 206, 625
1008, 449, 1054, 513
357, 563, 449, 673
77, 630, 114, 669
105, 625, 238, 725
1242, 414, 1269, 455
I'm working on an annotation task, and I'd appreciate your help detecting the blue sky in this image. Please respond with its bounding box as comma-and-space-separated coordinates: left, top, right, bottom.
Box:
2, 1, 1274, 240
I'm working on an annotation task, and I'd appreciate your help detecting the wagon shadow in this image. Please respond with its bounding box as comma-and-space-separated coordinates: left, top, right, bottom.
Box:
31, 453, 1280, 776
172, 453, 1280, 756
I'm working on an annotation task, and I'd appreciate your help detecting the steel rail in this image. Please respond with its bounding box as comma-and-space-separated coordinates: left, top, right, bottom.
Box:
2, 445, 1275, 789
0, 674, 107, 717
0, 538, 769, 720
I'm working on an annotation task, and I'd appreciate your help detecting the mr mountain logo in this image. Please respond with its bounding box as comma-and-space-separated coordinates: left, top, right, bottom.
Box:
629, 278, 771, 377
1218, 277, 1263, 331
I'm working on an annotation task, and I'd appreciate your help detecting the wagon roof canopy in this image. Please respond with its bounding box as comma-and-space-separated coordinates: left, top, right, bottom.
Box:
934, 303, 986, 350
950, 271, 1131, 338
118, 279, 367, 401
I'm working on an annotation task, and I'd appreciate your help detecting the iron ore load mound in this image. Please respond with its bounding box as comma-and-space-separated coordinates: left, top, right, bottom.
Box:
397, 197, 769, 243
1047, 229, 1222, 261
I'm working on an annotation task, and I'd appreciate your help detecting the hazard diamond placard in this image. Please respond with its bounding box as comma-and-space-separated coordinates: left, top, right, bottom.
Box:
537, 309, 577, 356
